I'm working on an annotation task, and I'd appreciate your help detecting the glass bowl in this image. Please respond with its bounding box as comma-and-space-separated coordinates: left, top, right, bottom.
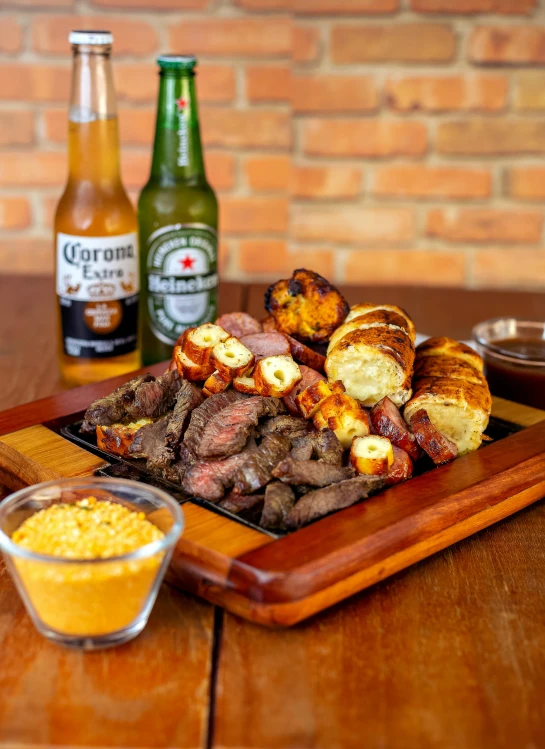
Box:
0, 477, 184, 650
473, 317, 545, 409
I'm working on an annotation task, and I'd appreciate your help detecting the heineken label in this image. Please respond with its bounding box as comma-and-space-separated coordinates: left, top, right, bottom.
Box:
56, 231, 139, 359
146, 223, 218, 345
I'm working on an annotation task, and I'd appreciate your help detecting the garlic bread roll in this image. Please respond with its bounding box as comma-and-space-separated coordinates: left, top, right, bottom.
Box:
327, 308, 414, 355
325, 326, 415, 408
344, 303, 416, 344
404, 338, 491, 456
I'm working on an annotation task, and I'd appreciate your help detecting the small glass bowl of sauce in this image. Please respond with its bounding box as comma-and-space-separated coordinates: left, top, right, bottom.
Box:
473, 318, 545, 409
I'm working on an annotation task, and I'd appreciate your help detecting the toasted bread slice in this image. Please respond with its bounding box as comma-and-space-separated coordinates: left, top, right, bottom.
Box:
350, 435, 394, 476
184, 323, 229, 365
233, 373, 259, 395
203, 370, 231, 397
296, 379, 345, 419
415, 337, 484, 374
344, 303, 416, 344
327, 309, 414, 355
212, 337, 255, 380
174, 346, 215, 382
312, 392, 370, 448
254, 355, 302, 398
96, 419, 153, 457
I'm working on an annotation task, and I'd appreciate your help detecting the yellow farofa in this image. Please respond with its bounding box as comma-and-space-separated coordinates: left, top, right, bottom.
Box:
12, 497, 165, 636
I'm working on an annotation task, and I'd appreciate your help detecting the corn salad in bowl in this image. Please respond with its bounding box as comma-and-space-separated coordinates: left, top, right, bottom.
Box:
0, 478, 184, 650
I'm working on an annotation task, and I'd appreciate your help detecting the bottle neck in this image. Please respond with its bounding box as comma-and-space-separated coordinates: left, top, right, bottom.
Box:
68, 46, 121, 185
150, 71, 206, 183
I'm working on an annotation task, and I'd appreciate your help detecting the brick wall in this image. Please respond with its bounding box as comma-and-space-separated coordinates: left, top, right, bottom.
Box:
1, 0, 545, 288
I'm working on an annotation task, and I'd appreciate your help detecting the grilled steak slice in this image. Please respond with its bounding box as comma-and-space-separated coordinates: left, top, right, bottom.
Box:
183, 450, 254, 501
232, 433, 290, 495
260, 482, 295, 531
128, 415, 170, 461
218, 492, 265, 522
259, 415, 309, 441
272, 457, 354, 487
197, 396, 286, 459
286, 476, 385, 529
290, 434, 315, 461
81, 374, 154, 432
183, 390, 244, 457
126, 370, 181, 420
313, 428, 344, 466
148, 380, 204, 470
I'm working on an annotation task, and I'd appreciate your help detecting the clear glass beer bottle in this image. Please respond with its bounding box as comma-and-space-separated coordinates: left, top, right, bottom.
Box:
138, 55, 219, 365
54, 31, 141, 386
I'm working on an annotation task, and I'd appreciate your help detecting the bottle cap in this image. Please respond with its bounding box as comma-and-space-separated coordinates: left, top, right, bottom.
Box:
69, 30, 113, 46
157, 55, 197, 71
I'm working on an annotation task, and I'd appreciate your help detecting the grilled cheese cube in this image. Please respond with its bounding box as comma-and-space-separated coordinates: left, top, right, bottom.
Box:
350, 435, 394, 476
96, 419, 153, 457
183, 323, 229, 366
296, 379, 345, 419
211, 337, 255, 380
254, 355, 302, 398
174, 346, 215, 382
233, 373, 259, 395
312, 392, 370, 448
203, 370, 231, 397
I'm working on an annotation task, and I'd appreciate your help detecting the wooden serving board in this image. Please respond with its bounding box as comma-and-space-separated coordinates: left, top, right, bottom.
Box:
0, 366, 544, 627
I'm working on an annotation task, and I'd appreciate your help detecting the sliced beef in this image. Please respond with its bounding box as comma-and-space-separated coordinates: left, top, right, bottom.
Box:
81, 373, 155, 432
272, 457, 354, 487
232, 433, 291, 495
370, 396, 420, 461
286, 476, 385, 529
313, 428, 344, 466
183, 390, 244, 457
260, 483, 296, 531
239, 332, 290, 361
197, 396, 285, 459
182, 449, 254, 501
282, 365, 326, 416
126, 369, 181, 420
215, 312, 262, 338
410, 409, 458, 466
128, 416, 170, 461
290, 434, 315, 461
218, 492, 265, 521
259, 415, 309, 441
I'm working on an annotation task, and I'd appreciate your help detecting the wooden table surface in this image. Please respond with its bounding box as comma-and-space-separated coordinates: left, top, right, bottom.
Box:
1, 274, 545, 749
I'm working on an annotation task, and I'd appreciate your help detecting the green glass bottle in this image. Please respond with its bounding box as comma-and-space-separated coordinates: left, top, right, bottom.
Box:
138, 55, 218, 365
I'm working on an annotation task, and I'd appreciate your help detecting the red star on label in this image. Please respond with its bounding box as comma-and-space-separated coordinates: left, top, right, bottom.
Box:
176, 97, 187, 110
180, 255, 195, 270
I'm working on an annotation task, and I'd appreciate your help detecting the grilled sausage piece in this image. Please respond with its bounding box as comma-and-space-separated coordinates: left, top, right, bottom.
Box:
409, 409, 458, 466
370, 396, 420, 461
215, 312, 263, 338
385, 446, 413, 486
239, 332, 291, 361
282, 364, 326, 416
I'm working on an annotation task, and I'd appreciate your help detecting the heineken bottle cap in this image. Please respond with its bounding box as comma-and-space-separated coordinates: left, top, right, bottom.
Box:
157, 55, 197, 71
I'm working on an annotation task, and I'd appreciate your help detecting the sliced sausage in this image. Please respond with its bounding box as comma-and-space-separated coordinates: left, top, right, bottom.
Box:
385, 446, 413, 486
216, 312, 262, 339
261, 315, 278, 332
409, 408, 458, 466
370, 396, 420, 461
282, 364, 326, 416
239, 331, 291, 361
286, 335, 326, 373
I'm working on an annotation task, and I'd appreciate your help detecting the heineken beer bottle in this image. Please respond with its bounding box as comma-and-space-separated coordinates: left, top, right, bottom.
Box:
138, 55, 218, 365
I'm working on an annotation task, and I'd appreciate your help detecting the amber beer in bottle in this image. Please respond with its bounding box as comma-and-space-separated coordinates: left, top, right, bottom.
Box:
54, 31, 140, 386
138, 55, 218, 365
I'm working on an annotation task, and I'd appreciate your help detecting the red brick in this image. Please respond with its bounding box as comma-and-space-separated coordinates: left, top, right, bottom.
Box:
235, 0, 290, 7
292, 166, 362, 199
293, 25, 321, 63
4, 0, 72, 5
0, 198, 32, 230
438, 120, 545, 155
345, 249, 466, 286
169, 18, 290, 58
0, 152, 67, 187
115, 64, 236, 104
374, 165, 491, 199
303, 119, 426, 158
473, 250, 545, 288
411, 0, 536, 12
0, 65, 70, 102
119, 109, 154, 146
426, 209, 543, 244
246, 66, 291, 103
43, 109, 67, 143
205, 153, 237, 192
295, 0, 398, 11
0, 240, 53, 275
0, 112, 34, 146
293, 74, 378, 113
32, 15, 158, 56
221, 197, 289, 234
292, 206, 413, 245
0, 18, 22, 54
244, 155, 291, 192
331, 24, 455, 63
92, 0, 208, 7
507, 168, 545, 201
386, 75, 507, 113
469, 26, 545, 65
514, 73, 545, 111
201, 108, 291, 149
239, 240, 334, 278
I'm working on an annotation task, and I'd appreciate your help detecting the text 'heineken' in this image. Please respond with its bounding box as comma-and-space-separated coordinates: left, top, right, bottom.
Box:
138, 55, 219, 365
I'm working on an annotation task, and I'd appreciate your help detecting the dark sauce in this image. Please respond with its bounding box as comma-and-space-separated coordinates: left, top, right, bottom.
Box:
484, 336, 545, 409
